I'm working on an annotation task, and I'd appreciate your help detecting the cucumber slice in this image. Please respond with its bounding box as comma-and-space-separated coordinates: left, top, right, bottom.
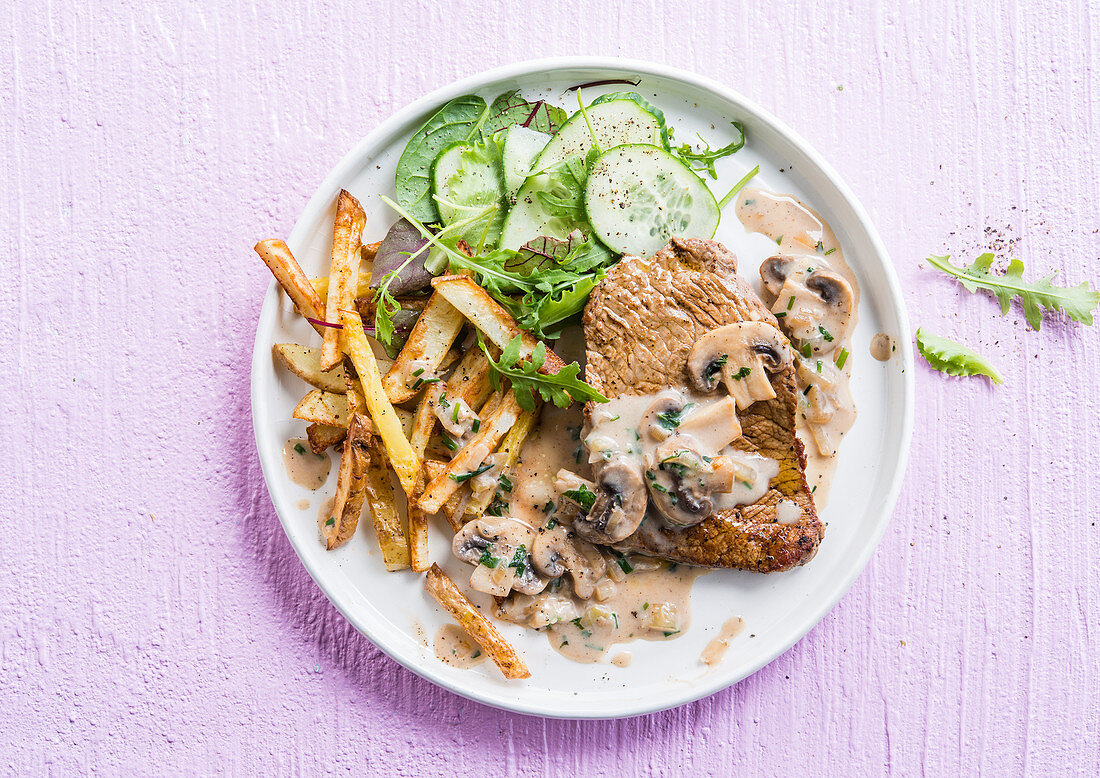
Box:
430, 137, 507, 249
501, 126, 549, 201
499, 156, 589, 250
533, 99, 662, 169
584, 144, 721, 257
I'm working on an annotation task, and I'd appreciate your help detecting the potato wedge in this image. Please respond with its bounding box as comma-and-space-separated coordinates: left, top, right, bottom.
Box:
430, 275, 566, 375
424, 460, 466, 532
293, 390, 350, 428
363, 437, 411, 571
322, 413, 372, 550
381, 292, 466, 404
255, 239, 327, 336
340, 309, 421, 496
273, 343, 346, 393
418, 391, 521, 514
424, 564, 529, 680
463, 401, 540, 523
407, 489, 430, 572
306, 422, 346, 453
321, 190, 367, 371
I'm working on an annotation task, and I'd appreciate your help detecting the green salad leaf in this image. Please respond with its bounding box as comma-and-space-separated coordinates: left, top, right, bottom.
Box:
916, 328, 1003, 385
928, 253, 1099, 331
483, 90, 568, 135
395, 95, 490, 222
481, 335, 608, 411
672, 124, 746, 179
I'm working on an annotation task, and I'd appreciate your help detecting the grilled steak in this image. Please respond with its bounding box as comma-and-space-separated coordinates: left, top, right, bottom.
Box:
582, 238, 823, 573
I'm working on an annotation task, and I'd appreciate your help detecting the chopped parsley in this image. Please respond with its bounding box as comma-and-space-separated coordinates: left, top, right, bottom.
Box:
732, 366, 751, 381
498, 474, 514, 492
801, 342, 813, 359
655, 403, 695, 431
705, 354, 728, 380
563, 484, 597, 511
325, 517, 335, 527
450, 463, 494, 483
507, 544, 527, 576
478, 547, 499, 568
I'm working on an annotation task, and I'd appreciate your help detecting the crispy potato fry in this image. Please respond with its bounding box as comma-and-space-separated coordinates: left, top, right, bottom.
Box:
446, 347, 493, 410
407, 489, 430, 572
424, 460, 466, 532
273, 343, 346, 393
293, 390, 350, 428
430, 275, 567, 375
418, 391, 521, 514
321, 190, 367, 371
322, 413, 372, 549
395, 407, 414, 440
363, 437, 411, 571
255, 239, 327, 335
410, 383, 444, 459
306, 422, 346, 453
381, 291, 466, 404
340, 309, 421, 496
463, 401, 540, 523
425, 564, 529, 680
362, 239, 381, 262
313, 275, 371, 303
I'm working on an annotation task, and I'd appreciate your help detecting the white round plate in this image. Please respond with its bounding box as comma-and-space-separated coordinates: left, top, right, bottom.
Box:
251, 58, 913, 719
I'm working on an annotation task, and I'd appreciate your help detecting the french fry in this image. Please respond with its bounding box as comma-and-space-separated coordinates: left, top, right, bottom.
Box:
425, 564, 530, 680
340, 308, 421, 496
410, 383, 444, 459
363, 437, 411, 571
293, 390, 350, 428
362, 239, 381, 262
307, 422, 346, 453
430, 275, 567, 375
273, 343, 346, 393
312, 274, 374, 303
395, 407, 414, 441
445, 347, 493, 410
424, 460, 466, 532
381, 292, 466, 404
407, 489, 430, 572
321, 190, 367, 371
322, 413, 372, 550
418, 391, 521, 514
255, 239, 327, 336
463, 401, 540, 523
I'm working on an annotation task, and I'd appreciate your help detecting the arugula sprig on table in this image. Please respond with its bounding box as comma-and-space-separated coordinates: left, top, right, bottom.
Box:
916, 328, 1003, 385
480, 335, 608, 412
928, 253, 1099, 330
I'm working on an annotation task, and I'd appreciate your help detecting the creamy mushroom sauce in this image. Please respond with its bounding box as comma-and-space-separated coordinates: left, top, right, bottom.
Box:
870, 332, 895, 362
736, 187, 861, 504
584, 391, 779, 511
700, 616, 746, 666
433, 624, 488, 668
282, 438, 331, 489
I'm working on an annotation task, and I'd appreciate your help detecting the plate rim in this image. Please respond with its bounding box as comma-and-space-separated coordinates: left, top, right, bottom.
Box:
249, 55, 915, 719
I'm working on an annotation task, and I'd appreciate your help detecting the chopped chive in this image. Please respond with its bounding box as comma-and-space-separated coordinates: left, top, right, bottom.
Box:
835, 348, 849, 369
803, 384, 813, 396
325, 517, 335, 526
801, 342, 813, 359
776, 235, 783, 245
471, 418, 480, 433
450, 463, 494, 483
441, 434, 458, 451
818, 325, 835, 342
775, 311, 787, 318
498, 474, 513, 492
787, 295, 796, 311
293, 443, 306, 455
824, 247, 837, 256
452, 403, 460, 423
412, 368, 425, 377
816, 360, 823, 373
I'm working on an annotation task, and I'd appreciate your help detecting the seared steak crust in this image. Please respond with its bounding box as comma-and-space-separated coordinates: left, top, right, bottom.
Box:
582, 238, 823, 572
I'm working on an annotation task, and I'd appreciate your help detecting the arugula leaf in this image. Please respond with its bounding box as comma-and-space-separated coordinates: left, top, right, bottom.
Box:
395, 95, 489, 222
480, 335, 608, 411
928, 253, 1099, 331
916, 328, 1003, 385
483, 90, 567, 135
672, 124, 746, 179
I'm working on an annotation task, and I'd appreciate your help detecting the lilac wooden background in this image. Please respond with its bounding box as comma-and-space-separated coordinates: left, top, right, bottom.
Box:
3, 0, 1098, 774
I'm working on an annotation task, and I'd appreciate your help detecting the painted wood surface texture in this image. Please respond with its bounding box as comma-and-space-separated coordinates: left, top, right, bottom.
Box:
2, 1, 1097, 774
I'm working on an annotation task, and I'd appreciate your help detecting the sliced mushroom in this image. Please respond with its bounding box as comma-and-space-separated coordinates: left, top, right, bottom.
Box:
452, 518, 547, 596
687, 321, 793, 410
795, 357, 856, 457
759, 254, 812, 297
572, 457, 648, 544
770, 270, 854, 355
638, 389, 687, 441
645, 443, 715, 528
531, 525, 607, 600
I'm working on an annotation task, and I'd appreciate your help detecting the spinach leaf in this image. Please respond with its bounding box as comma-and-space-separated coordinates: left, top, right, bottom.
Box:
394, 95, 489, 222
927, 253, 1099, 331
916, 328, 1004, 385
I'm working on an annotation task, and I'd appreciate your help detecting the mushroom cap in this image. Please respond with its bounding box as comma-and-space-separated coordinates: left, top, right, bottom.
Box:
452, 518, 548, 595
639, 389, 686, 441
531, 525, 607, 600
759, 254, 799, 297
646, 444, 715, 528
573, 458, 648, 544
686, 321, 793, 394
